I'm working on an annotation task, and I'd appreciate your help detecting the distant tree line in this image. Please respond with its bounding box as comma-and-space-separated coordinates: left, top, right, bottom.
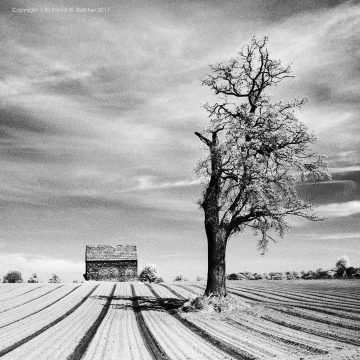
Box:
5, 256, 357, 284
2, 271, 62, 283
227, 256, 360, 281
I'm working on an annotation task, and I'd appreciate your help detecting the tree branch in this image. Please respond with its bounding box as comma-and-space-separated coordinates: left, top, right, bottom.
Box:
195, 132, 212, 147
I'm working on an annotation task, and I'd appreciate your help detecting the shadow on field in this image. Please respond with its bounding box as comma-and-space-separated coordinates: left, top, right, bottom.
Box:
90, 294, 186, 312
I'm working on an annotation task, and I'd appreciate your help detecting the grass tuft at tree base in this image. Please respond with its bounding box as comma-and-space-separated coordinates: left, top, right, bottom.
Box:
180, 294, 251, 315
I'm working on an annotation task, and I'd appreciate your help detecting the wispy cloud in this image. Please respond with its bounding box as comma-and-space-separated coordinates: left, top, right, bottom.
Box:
121, 176, 200, 193
330, 166, 360, 174
302, 232, 360, 241
316, 201, 360, 218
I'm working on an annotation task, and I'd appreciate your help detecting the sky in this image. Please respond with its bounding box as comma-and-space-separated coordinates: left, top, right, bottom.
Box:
0, 0, 359, 282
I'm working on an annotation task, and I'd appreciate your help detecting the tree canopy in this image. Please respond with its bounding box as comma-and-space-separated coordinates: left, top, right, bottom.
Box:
48, 274, 61, 283
139, 264, 159, 283
3, 270, 23, 283
196, 37, 329, 254
27, 273, 39, 283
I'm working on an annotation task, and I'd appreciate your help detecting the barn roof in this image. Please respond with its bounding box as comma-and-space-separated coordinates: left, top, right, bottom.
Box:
86, 245, 137, 261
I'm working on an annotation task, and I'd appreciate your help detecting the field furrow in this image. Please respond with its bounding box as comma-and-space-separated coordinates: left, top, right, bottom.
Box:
289, 303, 360, 320
161, 284, 193, 299
161, 282, 360, 359
0, 285, 44, 304
149, 284, 282, 360
179, 311, 286, 359
228, 284, 359, 308
229, 281, 360, 301
0, 286, 23, 297
158, 284, 188, 300
67, 284, 116, 359
224, 288, 269, 303
174, 283, 200, 296
268, 305, 360, 330
0, 283, 110, 360
246, 284, 360, 304
225, 285, 360, 314
0, 285, 81, 329
0, 284, 98, 355
229, 284, 360, 308
320, 291, 360, 301
83, 283, 152, 360
225, 317, 328, 356
131, 283, 171, 360
0, 279, 358, 359
226, 282, 360, 320
0, 285, 35, 300
149, 284, 190, 303
195, 283, 281, 303
262, 311, 360, 346
134, 283, 235, 360
0, 285, 64, 313
230, 312, 342, 353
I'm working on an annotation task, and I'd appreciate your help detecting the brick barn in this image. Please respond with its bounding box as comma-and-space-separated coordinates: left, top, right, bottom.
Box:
85, 245, 138, 281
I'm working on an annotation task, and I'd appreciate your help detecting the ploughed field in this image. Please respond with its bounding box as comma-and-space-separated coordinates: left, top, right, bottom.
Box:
0, 280, 359, 360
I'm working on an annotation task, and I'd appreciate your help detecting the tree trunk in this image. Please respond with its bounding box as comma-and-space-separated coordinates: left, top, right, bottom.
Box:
197, 131, 228, 297
204, 223, 227, 297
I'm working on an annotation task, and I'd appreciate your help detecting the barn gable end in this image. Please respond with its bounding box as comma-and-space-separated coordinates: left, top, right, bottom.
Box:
85, 245, 138, 281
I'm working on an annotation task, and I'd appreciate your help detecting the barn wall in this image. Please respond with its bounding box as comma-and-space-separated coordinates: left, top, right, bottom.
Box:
86, 260, 138, 281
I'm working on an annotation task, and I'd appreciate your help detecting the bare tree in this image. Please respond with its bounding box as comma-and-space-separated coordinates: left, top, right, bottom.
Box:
27, 273, 39, 283
48, 274, 61, 283
195, 37, 329, 296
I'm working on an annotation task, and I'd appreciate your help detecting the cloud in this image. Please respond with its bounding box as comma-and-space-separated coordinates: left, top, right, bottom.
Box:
1, 0, 357, 203
0, 253, 83, 282
125, 175, 200, 192
302, 232, 360, 241
0, 107, 65, 136
257, 2, 360, 172
330, 166, 360, 174
298, 178, 360, 205
316, 201, 360, 217
0, 0, 359, 277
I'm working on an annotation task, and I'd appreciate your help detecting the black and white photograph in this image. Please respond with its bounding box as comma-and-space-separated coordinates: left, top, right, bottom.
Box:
0, 0, 359, 358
